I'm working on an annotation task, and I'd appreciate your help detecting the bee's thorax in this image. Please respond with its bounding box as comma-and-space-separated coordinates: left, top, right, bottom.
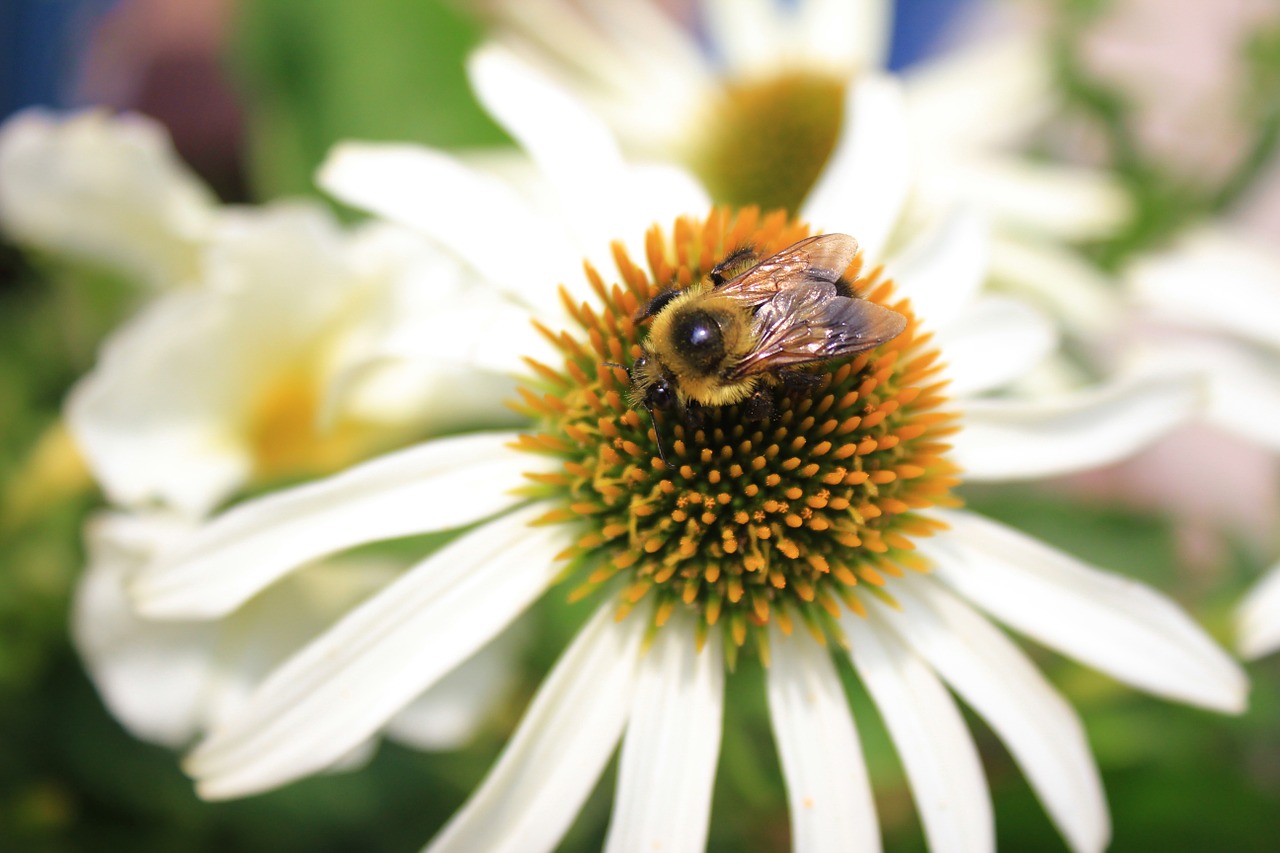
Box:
670, 308, 726, 372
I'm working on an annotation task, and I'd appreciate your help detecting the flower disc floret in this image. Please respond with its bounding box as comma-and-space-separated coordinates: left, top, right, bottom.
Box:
513, 208, 962, 660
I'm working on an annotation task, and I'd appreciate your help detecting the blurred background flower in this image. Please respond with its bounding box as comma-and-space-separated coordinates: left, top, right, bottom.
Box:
2, 1, 1280, 851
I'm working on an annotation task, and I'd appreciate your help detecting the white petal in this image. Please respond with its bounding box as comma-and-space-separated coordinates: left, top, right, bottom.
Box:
843, 613, 994, 853
467, 45, 710, 267
1126, 226, 1280, 350
202, 202, 356, 301
187, 503, 568, 799
925, 509, 1248, 713
75, 510, 416, 754
134, 431, 536, 618
564, 0, 713, 101
936, 296, 1057, 397
766, 627, 880, 853
988, 236, 1125, 339
427, 603, 649, 853
795, 0, 892, 71
886, 206, 988, 331
332, 256, 547, 384
335, 216, 554, 385
1238, 561, 1280, 660
1123, 337, 1280, 453
317, 142, 568, 298
334, 356, 525, 436
66, 203, 367, 517
198, 555, 401, 732
324, 739, 378, 776
953, 370, 1200, 480
615, 162, 713, 245
702, 0, 787, 77
576, 0, 712, 95
605, 617, 724, 853
489, 2, 713, 156
1206, 360, 1280, 449
948, 158, 1130, 241
65, 287, 253, 517
386, 621, 523, 750
803, 76, 911, 262
489, 0, 668, 100
903, 36, 1054, 151
72, 512, 216, 747
870, 574, 1109, 853
0, 109, 214, 288
467, 46, 622, 225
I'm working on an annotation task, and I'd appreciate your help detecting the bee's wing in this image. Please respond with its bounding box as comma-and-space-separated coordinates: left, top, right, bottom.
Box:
728, 283, 907, 380
716, 233, 860, 306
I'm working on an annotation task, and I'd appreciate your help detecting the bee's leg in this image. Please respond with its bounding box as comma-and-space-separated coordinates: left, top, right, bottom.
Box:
778, 370, 825, 397
634, 288, 681, 322
742, 390, 775, 422
709, 246, 759, 286
681, 400, 708, 430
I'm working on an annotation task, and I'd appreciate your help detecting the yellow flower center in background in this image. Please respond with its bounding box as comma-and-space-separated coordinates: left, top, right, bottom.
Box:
514, 208, 960, 664
691, 72, 846, 216
247, 365, 372, 483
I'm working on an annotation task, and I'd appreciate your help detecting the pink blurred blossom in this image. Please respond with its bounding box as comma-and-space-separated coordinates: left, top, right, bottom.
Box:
1066, 425, 1280, 571
76, 0, 244, 199
1082, 0, 1280, 184
1237, 154, 1280, 242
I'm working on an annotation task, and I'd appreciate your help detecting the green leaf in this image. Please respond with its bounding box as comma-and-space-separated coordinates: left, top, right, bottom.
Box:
230, 0, 508, 200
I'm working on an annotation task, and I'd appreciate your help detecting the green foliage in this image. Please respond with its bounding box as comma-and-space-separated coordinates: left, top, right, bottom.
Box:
0, 246, 129, 695
1217, 20, 1280, 211
230, 0, 509, 201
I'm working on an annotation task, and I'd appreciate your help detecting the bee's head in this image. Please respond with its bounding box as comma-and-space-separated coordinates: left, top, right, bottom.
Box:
628, 354, 675, 411
626, 353, 674, 466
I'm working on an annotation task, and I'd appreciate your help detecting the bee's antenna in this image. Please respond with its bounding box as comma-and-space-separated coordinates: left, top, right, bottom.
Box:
600, 361, 627, 371
644, 403, 669, 468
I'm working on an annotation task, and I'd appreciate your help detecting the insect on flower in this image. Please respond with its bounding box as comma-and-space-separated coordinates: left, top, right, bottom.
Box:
626, 233, 907, 460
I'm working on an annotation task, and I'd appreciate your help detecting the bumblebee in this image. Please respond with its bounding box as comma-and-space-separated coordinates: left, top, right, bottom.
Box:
628, 234, 906, 450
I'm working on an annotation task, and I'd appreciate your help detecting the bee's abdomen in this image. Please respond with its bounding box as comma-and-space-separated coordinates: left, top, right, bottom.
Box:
670, 308, 726, 373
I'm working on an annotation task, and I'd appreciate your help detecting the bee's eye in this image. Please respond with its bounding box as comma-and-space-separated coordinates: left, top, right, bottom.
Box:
648, 380, 674, 408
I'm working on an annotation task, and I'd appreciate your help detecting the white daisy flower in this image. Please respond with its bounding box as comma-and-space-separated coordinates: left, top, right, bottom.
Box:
1126, 228, 1280, 455
126, 48, 1243, 853
469, 0, 1140, 368
0, 108, 536, 754
74, 509, 517, 756
0, 109, 217, 290
1123, 227, 1280, 659
0, 109, 513, 519
474, 0, 1129, 250
64, 198, 511, 518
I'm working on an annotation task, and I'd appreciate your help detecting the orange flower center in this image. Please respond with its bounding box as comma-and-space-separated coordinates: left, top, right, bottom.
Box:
513, 208, 961, 663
